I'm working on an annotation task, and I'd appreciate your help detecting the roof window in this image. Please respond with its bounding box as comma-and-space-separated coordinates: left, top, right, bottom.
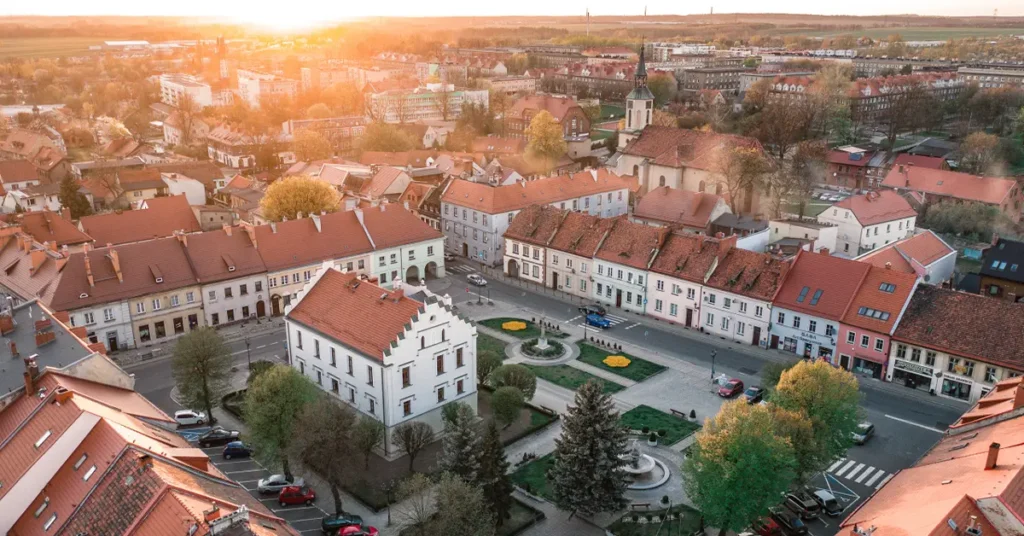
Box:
796, 286, 810, 303
43, 513, 57, 531
809, 289, 823, 305
73, 453, 88, 470
34, 497, 49, 518
83, 465, 96, 481
34, 430, 51, 449
879, 283, 896, 293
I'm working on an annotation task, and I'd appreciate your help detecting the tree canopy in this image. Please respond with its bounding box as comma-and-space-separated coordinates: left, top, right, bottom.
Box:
525, 110, 567, 169
289, 397, 356, 515
259, 175, 341, 222
171, 328, 232, 425
292, 128, 333, 161
244, 365, 320, 479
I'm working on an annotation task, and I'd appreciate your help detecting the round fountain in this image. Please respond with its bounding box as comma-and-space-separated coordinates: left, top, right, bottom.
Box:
619, 440, 670, 490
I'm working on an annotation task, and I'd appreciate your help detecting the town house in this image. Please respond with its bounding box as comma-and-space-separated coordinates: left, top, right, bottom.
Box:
855, 229, 957, 286
882, 164, 1023, 224
835, 265, 919, 380
178, 225, 270, 327
546, 212, 617, 300
701, 247, 788, 347
646, 233, 723, 329
816, 190, 917, 257
591, 219, 667, 314
502, 205, 568, 287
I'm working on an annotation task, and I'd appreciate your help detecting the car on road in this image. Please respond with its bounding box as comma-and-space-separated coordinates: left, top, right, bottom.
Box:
585, 313, 611, 329
578, 303, 607, 316
784, 491, 821, 520
173, 409, 207, 427
321, 513, 365, 535
742, 386, 765, 404
769, 506, 808, 535
718, 379, 744, 398
444, 252, 455, 262
339, 527, 379, 536
278, 485, 316, 507
197, 427, 240, 448
467, 274, 487, 286
812, 490, 843, 517
257, 474, 305, 494
853, 422, 875, 445
222, 441, 252, 459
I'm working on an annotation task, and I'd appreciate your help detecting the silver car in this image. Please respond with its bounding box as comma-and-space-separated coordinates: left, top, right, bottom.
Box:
467, 274, 487, 286
852, 422, 875, 445
257, 474, 305, 494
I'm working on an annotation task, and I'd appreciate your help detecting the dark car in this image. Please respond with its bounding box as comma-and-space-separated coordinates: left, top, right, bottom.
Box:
812, 490, 843, 517
279, 485, 316, 507
339, 527, 379, 536
222, 441, 252, 459
784, 491, 821, 520
198, 427, 240, 448
750, 517, 783, 536
718, 379, 745, 398
578, 304, 607, 316
321, 513, 364, 535
769, 506, 808, 535
743, 386, 765, 404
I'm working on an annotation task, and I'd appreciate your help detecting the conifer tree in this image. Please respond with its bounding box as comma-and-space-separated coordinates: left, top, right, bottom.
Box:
438, 402, 481, 482
477, 421, 514, 527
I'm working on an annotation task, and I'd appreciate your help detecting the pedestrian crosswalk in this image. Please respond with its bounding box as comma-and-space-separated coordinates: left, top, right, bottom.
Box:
574, 313, 629, 329
450, 265, 475, 274
827, 458, 893, 489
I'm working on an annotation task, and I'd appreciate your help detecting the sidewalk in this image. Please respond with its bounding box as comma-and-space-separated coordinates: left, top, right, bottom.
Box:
112, 317, 287, 367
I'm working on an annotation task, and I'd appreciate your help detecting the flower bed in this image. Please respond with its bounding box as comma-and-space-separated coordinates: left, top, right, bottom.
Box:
521, 339, 565, 359
607, 504, 703, 535
577, 343, 666, 382
479, 318, 569, 340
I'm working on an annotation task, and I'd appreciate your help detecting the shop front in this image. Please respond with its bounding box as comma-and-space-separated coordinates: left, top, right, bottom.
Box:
853, 355, 885, 379
890, 358, 935, 392
940, 374, 974, 402
776, 327, 836, 364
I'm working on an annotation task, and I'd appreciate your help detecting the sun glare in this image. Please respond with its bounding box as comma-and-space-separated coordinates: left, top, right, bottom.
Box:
233, 11, 337, 33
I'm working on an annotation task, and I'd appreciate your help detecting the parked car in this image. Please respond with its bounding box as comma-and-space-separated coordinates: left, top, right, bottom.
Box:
853, 422, 875, 445
339, 527, 379, 536
197, 427, 240, 448
578, 303, 607, 316
173, 409, 207, 427
257, 474, 305, 494
585, 313, 611, 329
222, 441, 252, 459
784, 491, 821, 520
278, 485, 316, 507
749, 517, 783, 536
769, 506, 808, 535
321, 513, 365, 535
718, 379, 745, 398
467, 274, 487, 286
812, 490, 843, 517
743, 386, 765, 404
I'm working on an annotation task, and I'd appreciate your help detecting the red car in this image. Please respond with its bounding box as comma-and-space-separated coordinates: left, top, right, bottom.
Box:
718, 379, 745, 398
751, 517, 782, 536
340, 527, 379, 536
278, 485, 316, 507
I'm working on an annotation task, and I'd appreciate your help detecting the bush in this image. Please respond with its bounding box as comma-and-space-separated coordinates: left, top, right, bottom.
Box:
521, 339, 564, 358
488, 364, 537, 399
492, 386, 526, 429
661, 495, 670, 505
649, 432, 658, 443
642, 426, 650, 434
658, 429, 667, 437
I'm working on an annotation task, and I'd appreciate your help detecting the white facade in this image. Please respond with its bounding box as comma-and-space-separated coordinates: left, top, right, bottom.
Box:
504, 240, 547, 285
161, 175, 207, 205
68, 301, 135, 352
700, 288, 772, 346
770, 306, 840, 361
592, 260, 649, 314
886, 342, 1021, 404
159, 74, 214, 108
237, 70, 298, 108
1, 190, 61, 213
548, 250, 593, 299
817, 206, 915, 257
647, 273, 703, 328
769, 219, 838, 254
201, 274, 270, 327
370, 237, 446, 288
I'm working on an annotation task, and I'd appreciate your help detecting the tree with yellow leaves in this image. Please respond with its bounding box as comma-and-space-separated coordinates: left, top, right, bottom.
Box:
525, 110, 567, 173
292, 129, 333, 161
258, 175, 341, 222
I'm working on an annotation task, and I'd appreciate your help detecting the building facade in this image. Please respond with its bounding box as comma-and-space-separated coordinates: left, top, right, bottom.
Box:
817, 190, 917, 257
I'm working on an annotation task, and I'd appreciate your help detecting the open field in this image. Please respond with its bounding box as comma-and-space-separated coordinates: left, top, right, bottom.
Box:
778, 26, 1024, 40
0, 37, 108, 58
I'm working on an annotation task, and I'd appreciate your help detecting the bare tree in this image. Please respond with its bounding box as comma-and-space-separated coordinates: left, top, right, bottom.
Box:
714, 146, 773, 214
393, 421, 434, 473
393, 93, 411, 124
289, 397, 357, 515
177, 91, 202, 146
396, 473, 433, 536
876, 82, 936, 149
365, 95, 391, 123
752, 96, 816, 161
352, 417, 385, 470
433, 83, 454, 121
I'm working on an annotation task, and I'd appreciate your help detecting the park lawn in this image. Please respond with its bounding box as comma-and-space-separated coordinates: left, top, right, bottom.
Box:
619, 405, 701, 446
607, 504, 704, 536
524, 364, 625, 394
479, 317, 569, 340
510, 453, 556, 500
577, 343, 666, 382
477, 331, 508, 359
782, 201, 831, 218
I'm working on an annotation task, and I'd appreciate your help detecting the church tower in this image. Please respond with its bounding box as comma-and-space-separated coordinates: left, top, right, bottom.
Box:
618, 42, 655, 149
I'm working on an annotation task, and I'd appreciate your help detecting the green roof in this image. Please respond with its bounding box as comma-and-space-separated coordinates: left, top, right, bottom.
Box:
627, 86, 655, 101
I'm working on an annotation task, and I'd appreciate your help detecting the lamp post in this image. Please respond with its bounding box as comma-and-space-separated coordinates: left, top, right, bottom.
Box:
245, 337, 252, 371
710, 350, 717, 383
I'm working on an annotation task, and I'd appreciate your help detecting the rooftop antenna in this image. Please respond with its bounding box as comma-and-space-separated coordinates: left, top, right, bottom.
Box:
586, 8, 590, 37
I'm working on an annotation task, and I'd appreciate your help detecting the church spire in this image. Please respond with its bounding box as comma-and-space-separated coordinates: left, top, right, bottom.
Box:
635, 40, 648, 89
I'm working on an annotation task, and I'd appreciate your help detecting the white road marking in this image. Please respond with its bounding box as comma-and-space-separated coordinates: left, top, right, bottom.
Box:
863, 470, 886, 487
257, 344, 267, 349
845, 463, 866, 480
217, 459, 256, 465
289, 517, 324, 523
834, 460, 856, 477
855, 467, 875, 484
223, 469, 267, 475
272, 506, 320, 514
875, 473, 895, 489
827, 458, 846, 472
624, 323, 641, 330
884, 414, 945, 433
566, 315, 582, 323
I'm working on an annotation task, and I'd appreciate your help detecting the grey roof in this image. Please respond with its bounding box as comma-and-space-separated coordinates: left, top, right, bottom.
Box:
712, 213, 769, 232
0, 300, 95, 397
980, 238, 1024, 284
72, 157, 146, 171
627, 86, 655, 101
956, 272, 982, 294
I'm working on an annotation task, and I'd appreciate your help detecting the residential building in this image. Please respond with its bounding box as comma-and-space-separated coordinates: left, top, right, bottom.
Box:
855, 229, 957, 285
162, 111, 210, 146
958, 65, 1024, 88
365, 84, 488, 124
78, 194, 201, 246
361, 203, 446, 287
237, 69, 298, 108
592, 220, 667, 314
286, 267, 477, 454
193, 205, 236, 231
0, 209, 92, 250
647, 233, 731, 328
481, 76, 538, 95
767, 218, 838, 257
881, 164, 1023, 223
0, 231, 69, 309
152, 161, 227, 194
770, 250, 871, 362
836, 265, 919, 380
71, 157, 145, 180
546, 212, 617, 299
360, 166, 413, 202
632, 186, 729, 234
701, 247, 789, 346
979, 237, 1024, 301
442, 170, 632, 266
180, 225, 269, 326
471, 136, 527, 156
505, 94, 591, 151
0, 129, 69, 181
680, 66, 748, 96
159, 73, 214, 107
0, 159, 42, 192
161, 172, 207, 205
206, 124, 258, 169
540, 62, 637, 101
825, 147, 889, 190
502, 204, 568, 286
80, 168, 169, 210
415, 61, 469, 84
887, 285, 1024, 402
215, 174, 265, 221
837, 378, 1024, 536
816, 190, 917, 256
281, 116, 366, 156
852, 57, 957, 78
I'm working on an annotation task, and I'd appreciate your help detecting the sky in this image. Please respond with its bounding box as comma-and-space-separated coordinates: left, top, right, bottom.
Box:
2, 0, 1022, 24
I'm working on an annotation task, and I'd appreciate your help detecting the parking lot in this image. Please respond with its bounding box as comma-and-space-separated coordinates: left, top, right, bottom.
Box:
180, 426, 329, 535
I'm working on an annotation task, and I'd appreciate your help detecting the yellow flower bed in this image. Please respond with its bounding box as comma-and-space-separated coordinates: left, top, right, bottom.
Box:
502, 321, 528, 331
603, 355, 631, 368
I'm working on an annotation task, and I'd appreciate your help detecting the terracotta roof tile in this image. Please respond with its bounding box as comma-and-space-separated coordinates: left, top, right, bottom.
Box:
253, 210, 374, 272
509, 94, 582, 122
634, 186, 723, 229
180, 227, 266, 284
360, 204, 443, 250
826, 150, 872, 167
831, 190, 917, 226
595, 219, 668, 270
882, 165, 1018, 205
79, 195, 201, 246
840, 265, 918, 333
705, 248, 790, 301
0, 159, 40, 183
621, 126, 763, 172
471, 136, 527, 154
287, 269, 423, 359
649, 233, 731, 283
856, 230, 955, 275
152, 161, 225, 188
892, 285, 1024, 370
4, 210, 93, 247
504, 205, 568, 247
441, 169, 632, 214
892, 153, 945, 169
771, 250, 870, 320
360, 166, 409, 198
399, 182, 435, 210
547, 211, 618, 257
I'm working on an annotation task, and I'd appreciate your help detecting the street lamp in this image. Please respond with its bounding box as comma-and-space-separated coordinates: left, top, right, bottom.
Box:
710, 350, 717, 383
245, 337, 252, 371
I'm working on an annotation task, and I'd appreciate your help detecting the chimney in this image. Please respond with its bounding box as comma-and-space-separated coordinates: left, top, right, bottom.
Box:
1014, 383, 1024, 409
109, 249, 123, 282
23, 355, 38, 394
391, 288, 405, 302
270, 222, 277, 233
884, 261, 892, 270
61, 207, 71, 221
10, 340, 18, 359
296, 211, 304, 220
82, 242, 90, 253
992, 233, 1000, 247
47, 241, 57, 253
222, 224, 232, 237
714, 232, 725, 239
20, 234, 31, 253
820, 248, 830, 256
174, 230, 188, 246
84, 253, 95, 287
985, 442, 1001, 470
29, 248, 46, 273
54, 387, 73, 404
311, 213, 322, 232
0, 314, 13, 335
242, 222, 257, 247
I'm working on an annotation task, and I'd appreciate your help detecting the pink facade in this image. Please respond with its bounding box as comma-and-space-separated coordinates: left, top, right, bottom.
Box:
836, 324, 890, 379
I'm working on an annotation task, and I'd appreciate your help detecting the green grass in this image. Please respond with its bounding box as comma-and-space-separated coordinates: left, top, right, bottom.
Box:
478, 318, 569, 340
619, 405, 700, 445
524, 364, 625, 394
782, 201, 831, 218
600, 104, 625, 120
0, 37, 112, 58
477, 332, 508, 360
511, 453, 556, 500
577, 343, 666, 382
607, 504, 704, 536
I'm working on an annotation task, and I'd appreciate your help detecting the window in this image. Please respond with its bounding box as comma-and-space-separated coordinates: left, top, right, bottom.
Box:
314, 339, 320, 358
436, 355, 445, 375
522, 245, 529, 257
721, 317, 729, 331
985, 367, 998, 383
427, 246, 434, 256
437, 387, 446, 403
737, 322, 746, 336
152, 298, 162, 311
186, 291, 195, 303
847, 331, 856, 344
292, 273, 300, 283
226, 310, 234, 322
331, 378, 339, 394
304, 270, 312, 281
598, 265, 603, 275
349, 387, 356, 402
44, 513, 57, 531
655, 299, 663, 312
656, 280, 665, 292
211, 313, 219, 325
796, 286, 810, 303
810, 290, 823, 305
739, 302, 747, 314
136, 302, 145, 314
617, 269, 623, 280
793, 316, 801, 329
777, 312, 785, 324
708, 293, 716, 305
378, 256, 386, 267
670, 303, 678, 317
826, 325, 835, 337
241, 306, 249, 318
367, 365, 374, 386
724, 297, 731, 309
705, 312, 714, 326
808, 320, 817, 333
296, 331, 303, 349
879, 283, 896, 293
859, 335, 870, 348
358, 260, 365, 270
532, 249, 539, 260
896, 344, 907, 358
755, 306, 763, 317
403, 400, 412, 416
456, 348, 464, 368
240, 284, 248, 295
925, 351, 936, 367
457, 379, 465, 394
409, 250, 415, 261
627, 273, 633, 283
103, 308, 114, 322
552, 254, 559, 265
224, 287, 233, 298
139, 325, 151, 342
74, 454, 88, 470
874, 338, 885, 352
316, 369, 323, 385
330, 348, 337, 367
402, 367, 411, 388
687, 288, 696, 300
255, 281, 262, 292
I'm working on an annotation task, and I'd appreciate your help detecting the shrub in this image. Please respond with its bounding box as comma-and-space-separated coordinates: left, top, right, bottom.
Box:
649, 432, 657, 442
642, 426, 650, 434
658, 429, 667, 437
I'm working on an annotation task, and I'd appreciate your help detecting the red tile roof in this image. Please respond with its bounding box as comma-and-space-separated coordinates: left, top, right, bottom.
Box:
504, 205, 568, 247
634, 186, 723, 229
648, 232, 724, 283
595, 219, 668, 270
79, 195, 201, 246
359, 150, 436, 167
892, 153, 945, 170
840, 265, 918, 334
771, 250, 870, 320
399, 181, 435, 210
0, 233, 65, 304
152, 161, 225, 188
547, 211, 619, 258
180, 227, 266, 284
831, 190, 917, 226
471, 136, 527, 154
441, 169, 632, 214
856, 230, 955, 275
705, 248, 790, 301
287, 269, 423, 359
360, 166, 408, 198
360, 204, 443, 250
0, 159, 40, 183
509, 94, 582, 122
252, 210, 374, 272
892, 285, 1024, 370
882, 165, 1018, 206
3, 210, 93, 247
621, 126, 764, 171
826, 150, 872, 168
